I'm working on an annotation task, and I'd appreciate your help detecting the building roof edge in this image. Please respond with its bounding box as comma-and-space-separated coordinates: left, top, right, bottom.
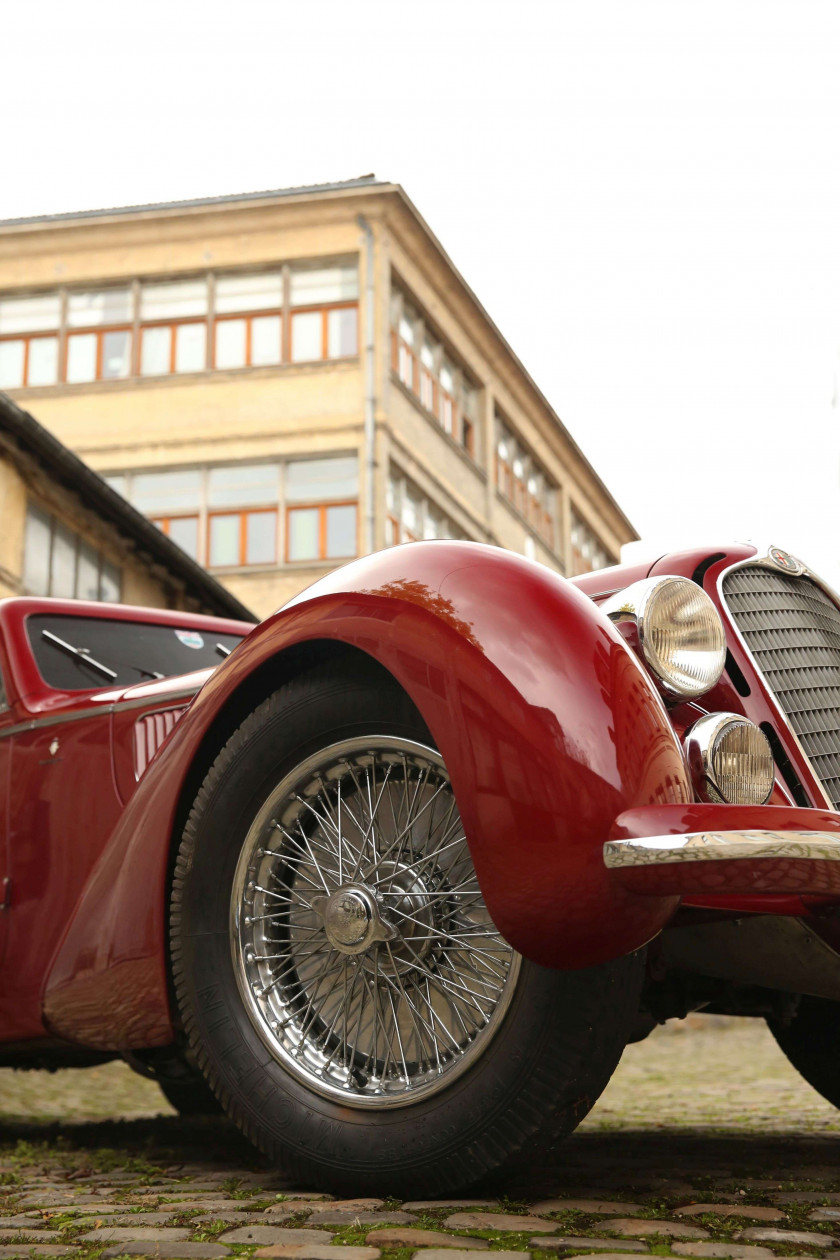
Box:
0, 392, 256, 622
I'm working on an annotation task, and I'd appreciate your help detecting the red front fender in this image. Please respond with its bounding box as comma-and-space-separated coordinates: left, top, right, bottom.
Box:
44, 543, 692, 1049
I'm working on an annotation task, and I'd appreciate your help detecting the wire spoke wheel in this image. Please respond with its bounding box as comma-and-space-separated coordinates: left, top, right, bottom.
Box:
231, 735, 520, 1107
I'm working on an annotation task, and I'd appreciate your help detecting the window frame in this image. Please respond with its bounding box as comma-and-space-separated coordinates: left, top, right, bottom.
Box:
285, 499, 358, 564
21, 502, 122, 603
206, 506, 279, 568
0, 257, 360, 390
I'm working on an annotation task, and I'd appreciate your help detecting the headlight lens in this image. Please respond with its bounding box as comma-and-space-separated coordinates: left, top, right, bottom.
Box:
603, 575, 726, 699
685, 713, 775, 805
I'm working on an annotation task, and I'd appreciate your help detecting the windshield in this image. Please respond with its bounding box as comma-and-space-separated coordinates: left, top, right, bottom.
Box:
27, 614, 246, 691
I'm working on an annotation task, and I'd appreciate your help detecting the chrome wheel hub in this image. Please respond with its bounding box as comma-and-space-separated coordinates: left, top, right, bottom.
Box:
231, 736, 520, 1109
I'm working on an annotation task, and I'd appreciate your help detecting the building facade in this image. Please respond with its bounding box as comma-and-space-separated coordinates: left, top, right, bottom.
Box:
0, 179, 635, 620
0, 392, 252, 620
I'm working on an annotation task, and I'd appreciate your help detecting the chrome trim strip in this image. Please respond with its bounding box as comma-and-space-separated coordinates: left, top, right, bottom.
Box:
604, 829, 840, 869
0, 688, 200, 741
715, 549, 840, 811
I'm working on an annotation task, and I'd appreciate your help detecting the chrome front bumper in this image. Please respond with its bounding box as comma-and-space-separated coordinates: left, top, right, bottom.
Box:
605, 807, 840, 897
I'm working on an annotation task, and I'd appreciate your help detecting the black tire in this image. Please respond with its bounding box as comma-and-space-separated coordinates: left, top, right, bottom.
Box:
768, 996, 840, 1109
158, 1071, 224, 1117
170, 661, 644, 1195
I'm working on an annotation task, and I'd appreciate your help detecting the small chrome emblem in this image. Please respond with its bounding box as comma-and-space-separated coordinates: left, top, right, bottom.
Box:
49, 738, 59, 757
768, 546, 802, 575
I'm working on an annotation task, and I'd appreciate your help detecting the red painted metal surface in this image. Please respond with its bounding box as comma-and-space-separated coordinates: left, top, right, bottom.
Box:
1, 543, 840, 1055
42, 543, 696, 1048
0, 598, 252, 1044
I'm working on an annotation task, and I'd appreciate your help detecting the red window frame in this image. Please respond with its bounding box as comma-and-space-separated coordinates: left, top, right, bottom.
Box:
0, 332, 60, 387
285, 500, 358, 563
290, 301, 359, 362
206, 508, 278, 568
212, 310, 284, 369
140, 319, 207, 375
65, 326, 133, 382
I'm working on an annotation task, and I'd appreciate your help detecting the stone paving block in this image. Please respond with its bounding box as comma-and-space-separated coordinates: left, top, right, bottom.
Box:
402, 1203, 498, 1212
781, 1195, 840, 1204
411, 1251, 527, 1260
219, 1227, 333, 1245
443, 1213, 554, 1233
737, 1230, 838, 1247
328, 1199, 384, 1210
101, 1247, 231, 1259
156, 1201, 260, 1212
79, 1227, 192, 1242
593, 1219, 709, 1240
0, 1231, 64, 1242
0, 1248, 80, 1257
813, 1211, 840, 1222
364, 1228, 489, 1249
675, 1206, 786, 1221
94, 1214, 193, 1226
192, 1213, 260, 1225
262, 1203, 317, 1214
0, 1217, 45, 1228
533, 1201, 644, 1215
672, 1246, 776, 1259
255, 1248, 380, 1260
309, 1211, 417, 1226
530, 1239, 648, 1253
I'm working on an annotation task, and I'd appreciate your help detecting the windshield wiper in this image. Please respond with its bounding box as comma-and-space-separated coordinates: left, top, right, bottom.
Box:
41, 630, 118, 681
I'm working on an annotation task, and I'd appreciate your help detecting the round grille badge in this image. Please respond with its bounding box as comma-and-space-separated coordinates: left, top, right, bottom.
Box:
768, 546, 802, 575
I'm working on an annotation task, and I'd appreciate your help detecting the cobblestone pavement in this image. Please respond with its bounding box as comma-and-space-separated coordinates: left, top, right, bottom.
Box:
2, 1018, 840, 1260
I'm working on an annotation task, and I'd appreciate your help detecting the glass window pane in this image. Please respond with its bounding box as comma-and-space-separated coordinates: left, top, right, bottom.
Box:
141, 325, 171, 376
215, 318, 247, 369
104, 474, 127, 497
76, 542, 100, 600
0, 293, 60, 334
215, 272, 283, 314
102, 329, 131, 379
290, 264, 358, 306
326, 504, 356, 558
0, 339, 25, 388
285, 456, 358, 502
100, 560, 121, 602
68, 288, 132, 328
288, 508, 319, 561
291, 310, 322, 361
50, 522, 76, 597
208, 513, 240, 566
399, 316, 414, 345
167, 516, 199, 560
23, 504, 51, 594
208, 463, 278, 507
27, 336, 59, 386
175, 322, 206, 373
245, 511, 277, 564
327, 307, 358, 358
133, 469, 201, 513
66, 333, 98, 383
140, 279, 207, 320
251, 314, 282, 365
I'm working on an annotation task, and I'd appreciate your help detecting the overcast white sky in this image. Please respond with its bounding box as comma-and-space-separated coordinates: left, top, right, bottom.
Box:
4, 0, 840, 582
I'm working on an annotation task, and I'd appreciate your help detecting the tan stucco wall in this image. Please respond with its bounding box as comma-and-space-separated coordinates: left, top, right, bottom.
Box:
0, 185, 635, 610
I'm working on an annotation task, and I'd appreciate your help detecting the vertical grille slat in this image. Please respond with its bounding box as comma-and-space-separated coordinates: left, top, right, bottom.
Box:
723, 567, 840, 809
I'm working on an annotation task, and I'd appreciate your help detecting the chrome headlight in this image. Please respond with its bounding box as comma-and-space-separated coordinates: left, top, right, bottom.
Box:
602, 575, 726, 700
684, 712, 774, 805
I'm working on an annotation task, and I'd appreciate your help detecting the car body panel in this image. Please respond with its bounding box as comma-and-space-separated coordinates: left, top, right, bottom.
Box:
42, 542, 695, 1049
1, 541, 839, 1056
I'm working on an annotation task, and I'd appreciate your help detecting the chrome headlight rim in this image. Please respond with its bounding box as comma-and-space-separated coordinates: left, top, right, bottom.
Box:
684, 711, 775, 806
602, 575, 727, 701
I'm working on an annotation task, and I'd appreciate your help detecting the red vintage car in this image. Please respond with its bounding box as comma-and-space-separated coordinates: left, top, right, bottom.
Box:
3, 539, 840, 1191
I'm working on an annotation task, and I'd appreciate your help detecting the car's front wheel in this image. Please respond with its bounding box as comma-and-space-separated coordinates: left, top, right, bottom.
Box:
170, 660, 643, 1194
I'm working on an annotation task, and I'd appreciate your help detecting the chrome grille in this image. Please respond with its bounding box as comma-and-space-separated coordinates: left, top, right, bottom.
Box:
722, 566, 840, 809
